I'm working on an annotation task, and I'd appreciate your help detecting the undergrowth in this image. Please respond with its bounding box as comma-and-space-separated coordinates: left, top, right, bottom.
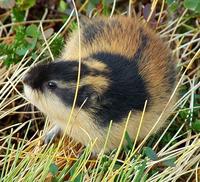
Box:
0, 0, 199, 181
0, 25, 64, 66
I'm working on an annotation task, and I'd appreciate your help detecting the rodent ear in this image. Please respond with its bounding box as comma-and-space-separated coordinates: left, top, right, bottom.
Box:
79, 86, 100, 104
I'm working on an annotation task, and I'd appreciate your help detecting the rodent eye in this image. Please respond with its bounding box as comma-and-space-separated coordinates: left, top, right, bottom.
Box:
47, 81, 57, 89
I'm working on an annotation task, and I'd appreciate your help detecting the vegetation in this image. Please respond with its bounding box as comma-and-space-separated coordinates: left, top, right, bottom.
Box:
0, 0, 199, 181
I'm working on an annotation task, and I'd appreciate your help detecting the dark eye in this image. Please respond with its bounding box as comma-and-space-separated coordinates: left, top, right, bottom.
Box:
47, 81, 57, 89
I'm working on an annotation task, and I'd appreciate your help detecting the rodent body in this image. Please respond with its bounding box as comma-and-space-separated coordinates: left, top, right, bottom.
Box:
23, 16, 177, 153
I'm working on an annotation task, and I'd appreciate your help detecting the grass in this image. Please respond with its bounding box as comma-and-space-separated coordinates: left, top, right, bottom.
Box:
0, 0, 200, 181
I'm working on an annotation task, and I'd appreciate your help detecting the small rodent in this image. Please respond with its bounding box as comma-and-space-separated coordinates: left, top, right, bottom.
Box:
23, 16, 177, 153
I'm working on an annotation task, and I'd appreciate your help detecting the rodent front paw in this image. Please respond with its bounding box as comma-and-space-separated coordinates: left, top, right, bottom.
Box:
44, 125, 61, 144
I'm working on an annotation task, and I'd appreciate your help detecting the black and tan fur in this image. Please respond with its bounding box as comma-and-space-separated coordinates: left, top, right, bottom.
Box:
23, 16, 177, 153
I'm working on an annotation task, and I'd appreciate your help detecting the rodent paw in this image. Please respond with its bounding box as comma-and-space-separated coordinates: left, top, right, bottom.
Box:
43, 125, 61, 145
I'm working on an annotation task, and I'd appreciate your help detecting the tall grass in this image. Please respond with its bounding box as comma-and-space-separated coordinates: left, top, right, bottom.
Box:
0, 0, 199, 181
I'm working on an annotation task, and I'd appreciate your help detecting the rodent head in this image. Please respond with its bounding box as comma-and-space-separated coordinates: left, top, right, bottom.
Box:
23, 60, 110, 119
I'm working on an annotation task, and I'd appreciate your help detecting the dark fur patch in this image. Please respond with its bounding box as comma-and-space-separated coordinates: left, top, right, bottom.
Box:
55, 87, 75, 106
110, 19, 121, 28
132, 29, 148, 61
76, 85, 98, 107
54, 72, 111, 108
83, 20, 105, 43
24, 61, 90, 90
91, 52, 150, 126
55, 85, 98, 108
82, 19, 122, 44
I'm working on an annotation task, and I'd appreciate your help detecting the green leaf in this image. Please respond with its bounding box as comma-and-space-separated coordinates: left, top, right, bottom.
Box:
69, 21, 78, 32
102, 0, 109, 15
163, 157, 176, 167
52, 177, 59, 182
184, 0, 200, 12
184, 0, 198, 11
16, 0, 36, 10
12, 8, 25, 22
196, 2, 200, 12
74, 172, 84, 182
16, 47, 29, 56
166, 0, 175, 5
90, 0, 99, 5
14, 26, 26, 45
169, 2, 178, 12
70, 160, 79, 177
133, 160, 147, 182
26, 25, 40, 38
179, 110, 188, 120
26, 38, 37, 50
49, 163, 59, 176
31, 52, 37, 60
192, 119, 200, 132
58, 0, 68, 13
143, 147, 158, 161
50, 36, 64, 57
